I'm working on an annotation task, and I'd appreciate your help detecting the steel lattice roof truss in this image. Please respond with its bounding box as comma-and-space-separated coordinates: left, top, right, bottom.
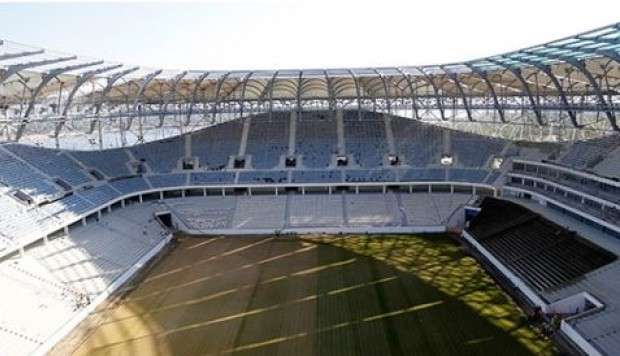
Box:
0, 22, 619, 143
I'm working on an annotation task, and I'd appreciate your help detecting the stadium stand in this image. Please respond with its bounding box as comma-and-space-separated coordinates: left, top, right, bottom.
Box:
0, 148, 61, 202
245, 113, 289, 169
345, 193, 399, 227
78, 184, 120, 206
400, 168, 446, 182
287, 194, 344, 227
232, 195, 286, 229
448, 168, 489, 183
237, 170, 288, 184
468, 198, 616, 292
558, 135, 620, 170
5, 144, 91, 186
391, 119, 442, 167
291, 169, 342, 183
344, 169, 396, 183
0, 202, 169, 356
192, 119, 243, 169
109, 176, 151, 195
146, 173, 188, 188
190, 171, 236, 185
296, 112, 338, 168
343, 112, 389, 167
451, 131, 505, 168
130, 136, 184, 173
71, 149, 133, 178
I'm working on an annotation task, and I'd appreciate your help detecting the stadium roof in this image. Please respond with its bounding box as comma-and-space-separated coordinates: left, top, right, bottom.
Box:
0, 22, 619, 143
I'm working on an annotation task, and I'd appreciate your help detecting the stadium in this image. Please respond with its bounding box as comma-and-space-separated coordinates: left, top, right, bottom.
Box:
0, 17, 619, 356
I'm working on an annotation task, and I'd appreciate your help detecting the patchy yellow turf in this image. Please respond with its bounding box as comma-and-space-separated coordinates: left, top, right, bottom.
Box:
62, 234, 555, 356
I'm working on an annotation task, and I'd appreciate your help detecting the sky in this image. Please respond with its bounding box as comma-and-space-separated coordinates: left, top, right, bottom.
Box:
0, 0, 619, 71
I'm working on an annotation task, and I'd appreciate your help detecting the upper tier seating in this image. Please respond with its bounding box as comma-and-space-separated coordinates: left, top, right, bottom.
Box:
391, 119, 442, 167
130, 136, 184, 173
192, 120, 242, 169
5, 144, 91, 186
343, 112, 388, 167
451, 131, 505, 168
71, 149, 133, 178
245, 113, 289, 169
296, 112, 337, 168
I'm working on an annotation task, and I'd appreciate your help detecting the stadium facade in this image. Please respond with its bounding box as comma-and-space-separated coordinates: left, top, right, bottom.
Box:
0, 22, 619, 356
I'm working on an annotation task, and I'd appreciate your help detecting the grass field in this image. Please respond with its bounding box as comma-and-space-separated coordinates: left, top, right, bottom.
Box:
58, 234, 556, 356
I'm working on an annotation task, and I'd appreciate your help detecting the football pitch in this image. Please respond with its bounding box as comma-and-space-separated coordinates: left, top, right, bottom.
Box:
57, 234, 555, 355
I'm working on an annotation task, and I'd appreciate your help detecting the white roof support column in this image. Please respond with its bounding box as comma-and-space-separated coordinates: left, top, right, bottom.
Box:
185, 72, 210, 125
159, 71, 187, 127
416, 67, 446, 121
24, 60, 103, 118
296, 71, 303, 115
374, 69, 391, 114
210, 72, 231, 122
54, 64, 123, 137
238, 71, 253, 118
125, 69, 162, 130
396, 68, 420, 119
347, 69, 362, 120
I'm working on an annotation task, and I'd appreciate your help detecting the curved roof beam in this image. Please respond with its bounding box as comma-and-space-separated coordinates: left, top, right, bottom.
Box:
54, 64, 123, 136
373, 69, 392, 113
487, 58, 545, 126
415, 67, 446, 121
93, 66, 139, 115
0, 55, 76, 85
185, 72, 210, 124
347, 69, 363, 120
239, 71, 253, 117
561, 57, 618, 131
523, 46, 619, 130
396, 67, 420, 119
124, 69, 162, 130
158, 71, 188, 127
210, 72, 231, 119
518, 59, 580, 128
24, 60, 103, 118
465, 64, 506, 123
0, 48, 44, 62
441, 66, 473, 121
259, 71, 279, 118
296, 71, 303, 113
61, 64, 123, 117
323, 70, 336, 112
